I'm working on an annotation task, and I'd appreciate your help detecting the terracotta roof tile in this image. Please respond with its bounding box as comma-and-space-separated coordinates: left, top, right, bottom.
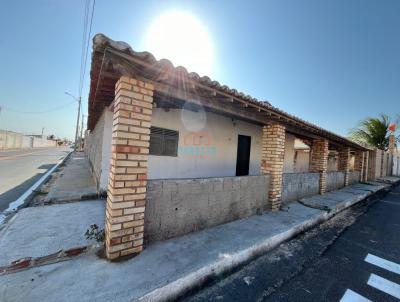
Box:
89, 33, 366, 150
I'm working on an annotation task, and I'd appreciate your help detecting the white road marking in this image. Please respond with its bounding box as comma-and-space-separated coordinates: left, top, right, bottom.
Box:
367, 273, 400, 299
340, 289, 372, 302
365, 253, 400, 275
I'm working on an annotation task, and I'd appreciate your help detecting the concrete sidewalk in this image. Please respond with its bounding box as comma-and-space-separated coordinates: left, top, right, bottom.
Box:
44, 152, 98, 203
0, 178, 398, 302
0, 201, 104, 267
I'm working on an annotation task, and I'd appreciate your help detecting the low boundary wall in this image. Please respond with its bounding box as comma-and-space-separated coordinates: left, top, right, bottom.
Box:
281, 172, 320, 203
145, 175, 270, 243
348, 171, 360, 185
326, 171, 345, 192
0, 130, 56, 150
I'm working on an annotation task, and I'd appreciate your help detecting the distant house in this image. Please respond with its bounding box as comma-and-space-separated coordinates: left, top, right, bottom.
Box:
85, 34, 382, 260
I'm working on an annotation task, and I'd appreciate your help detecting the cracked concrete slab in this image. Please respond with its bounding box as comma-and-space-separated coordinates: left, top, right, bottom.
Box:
0, 201, 105, 266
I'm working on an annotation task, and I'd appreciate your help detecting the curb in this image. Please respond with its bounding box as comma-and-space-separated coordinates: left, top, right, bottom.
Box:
136, 181, 398, 302
0, 150, 73, 226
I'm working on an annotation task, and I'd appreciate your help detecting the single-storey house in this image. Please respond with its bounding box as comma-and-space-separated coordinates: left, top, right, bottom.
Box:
85, 34, 388, 260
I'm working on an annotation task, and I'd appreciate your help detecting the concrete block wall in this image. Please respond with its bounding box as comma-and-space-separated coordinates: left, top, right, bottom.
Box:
31, 137, 57, 148
326, 171, 345, 192
281, 172, 320, 203
0, 130, 56, 150
393, 155, 400, 176
0, 130, 23, 149
382, 152, 388, 176
144, 175, 270, 243
348, 171, 360, 185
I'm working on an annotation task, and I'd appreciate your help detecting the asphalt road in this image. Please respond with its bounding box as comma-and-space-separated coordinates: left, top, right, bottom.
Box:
0, 147, 70, 212
184, 185, 400, 302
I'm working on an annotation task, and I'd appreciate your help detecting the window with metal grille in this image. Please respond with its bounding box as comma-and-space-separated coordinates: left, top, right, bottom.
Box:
149, 127, 179, 156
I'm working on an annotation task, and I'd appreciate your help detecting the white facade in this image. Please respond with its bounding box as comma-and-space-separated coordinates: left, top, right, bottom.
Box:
283, 133, 310, 173
393, 155, 400, 176
0, 130, 56, 149
148, 108, 263, 179
85, 108, 113, 191
283, 133, 295, 172
86, 107, 317, 190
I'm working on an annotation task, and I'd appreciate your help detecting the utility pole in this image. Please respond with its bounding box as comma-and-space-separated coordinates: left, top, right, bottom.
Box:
41, 127, 45, 137
80, 114, 85, 150
65, 92, 81, 152
74, 96, 81, 151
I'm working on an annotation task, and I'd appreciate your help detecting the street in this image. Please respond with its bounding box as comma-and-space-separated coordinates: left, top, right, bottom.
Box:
184, 185, 400, 302
0, 147, 70, 211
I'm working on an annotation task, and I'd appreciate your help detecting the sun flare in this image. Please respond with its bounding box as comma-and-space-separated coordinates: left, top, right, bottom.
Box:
143, 11, 214, 76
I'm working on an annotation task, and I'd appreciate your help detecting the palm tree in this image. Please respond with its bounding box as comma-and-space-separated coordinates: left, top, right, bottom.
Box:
349, 114, 398, 151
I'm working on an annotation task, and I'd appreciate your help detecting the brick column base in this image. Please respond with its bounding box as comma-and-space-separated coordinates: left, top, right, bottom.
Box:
310, 139, 329, 194
363, 151, 369, 182
105, 76, 154, 260
261, 124, 285, 211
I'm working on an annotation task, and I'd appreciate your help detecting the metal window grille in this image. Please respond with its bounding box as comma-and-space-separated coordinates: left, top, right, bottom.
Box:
149, 127, 179, 156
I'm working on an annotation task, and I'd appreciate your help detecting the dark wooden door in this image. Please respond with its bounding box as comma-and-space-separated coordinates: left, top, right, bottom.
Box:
235, 135, 251, 176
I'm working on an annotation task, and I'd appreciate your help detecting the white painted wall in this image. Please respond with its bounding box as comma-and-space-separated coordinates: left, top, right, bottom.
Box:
89, 107, 317, 183
393, 155, 400, 176
22, 136, 33, 148
32, 136, 57, 148
283, 133, 295, 173
283, 134, 310, 173
147, 108, 263, 179
0, 130, 55, 149
294, 150, 310, 172
328, 152, 339, 171
85, 108, 113, 191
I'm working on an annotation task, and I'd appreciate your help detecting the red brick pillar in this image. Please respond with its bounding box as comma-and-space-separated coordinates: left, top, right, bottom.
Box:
261, 124, 285, 211
363, 151, 369, 182
338, 147, 351, 186
354, 150, 364, 182
310, 139, 329, 194
105, 76, 154, 260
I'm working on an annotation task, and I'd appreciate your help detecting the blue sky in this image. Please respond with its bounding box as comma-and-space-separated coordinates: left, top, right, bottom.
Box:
0, 0, 399, 139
